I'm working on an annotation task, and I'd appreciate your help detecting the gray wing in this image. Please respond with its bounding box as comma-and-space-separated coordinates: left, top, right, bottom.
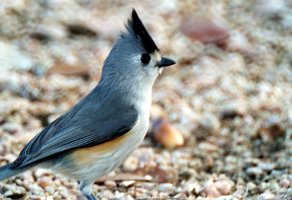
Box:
11, 92, 138, 169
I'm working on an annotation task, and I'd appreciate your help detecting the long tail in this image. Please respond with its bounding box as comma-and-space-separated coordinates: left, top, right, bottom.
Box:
0, 163, 26, 181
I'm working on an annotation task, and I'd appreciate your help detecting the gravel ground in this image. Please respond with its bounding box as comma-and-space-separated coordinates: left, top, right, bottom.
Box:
0, 0, 291, 199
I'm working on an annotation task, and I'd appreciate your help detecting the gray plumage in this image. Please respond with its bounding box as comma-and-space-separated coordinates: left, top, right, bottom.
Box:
11, 88, 138, 169
0, 9, 175, 200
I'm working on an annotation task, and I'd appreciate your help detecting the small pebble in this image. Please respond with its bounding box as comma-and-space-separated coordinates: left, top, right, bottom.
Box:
258, 162, 276, 171
101, 190, 114, 199
104, 180, 117, 188
280, 178, 290, 188
182, 182, 201, 194
37, 176, 53, 189
2, 122, 21, 134
247, 182, 257, 191
200, 180, 234, 198
198, 142, 218, 152
45, 186, 55, 195
123, 156, 139, 171
3, 185, 26, 198
246, 167, 264, 176
158, 183, 173, 192
34, 168, 51, 178
173, 193, 188, 199
258, 192, 275, 200
29, 183, 44, 195
152, 118, 184, 149
121, 180, 135, 188
114, 191, 125, 199
254, 0, 286, 17
124, 194, 135, 200
197, 114, 220, 134
46, 196, 54, 200
158, 192, 169, 198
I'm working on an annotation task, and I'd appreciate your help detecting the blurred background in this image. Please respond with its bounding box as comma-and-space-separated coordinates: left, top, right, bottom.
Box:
0, 0, 291, 199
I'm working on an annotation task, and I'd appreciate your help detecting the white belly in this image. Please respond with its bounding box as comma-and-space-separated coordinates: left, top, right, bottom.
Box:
52, 107, 150, 182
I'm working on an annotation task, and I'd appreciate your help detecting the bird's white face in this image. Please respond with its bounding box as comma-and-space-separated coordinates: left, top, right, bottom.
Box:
128, 50, 171, 88
138, 50, 161, 80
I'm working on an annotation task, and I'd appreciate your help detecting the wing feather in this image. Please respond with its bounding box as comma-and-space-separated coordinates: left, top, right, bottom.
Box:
11, 91, 138, 169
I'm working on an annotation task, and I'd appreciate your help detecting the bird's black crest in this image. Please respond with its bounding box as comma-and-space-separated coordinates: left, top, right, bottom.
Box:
128, 9, 159, 53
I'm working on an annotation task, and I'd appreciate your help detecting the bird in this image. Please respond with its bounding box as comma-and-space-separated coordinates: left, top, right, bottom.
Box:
0, 9, 175, 200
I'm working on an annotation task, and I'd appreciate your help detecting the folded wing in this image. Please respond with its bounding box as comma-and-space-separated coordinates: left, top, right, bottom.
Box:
11, 90, 138, 169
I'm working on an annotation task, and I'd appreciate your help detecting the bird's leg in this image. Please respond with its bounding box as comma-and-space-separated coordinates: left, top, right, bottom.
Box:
79, 181, 96, 200
84, 193, 97, 200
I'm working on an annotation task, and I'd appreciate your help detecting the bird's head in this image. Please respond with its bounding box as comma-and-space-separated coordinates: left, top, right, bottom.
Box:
100, 9, 175, 90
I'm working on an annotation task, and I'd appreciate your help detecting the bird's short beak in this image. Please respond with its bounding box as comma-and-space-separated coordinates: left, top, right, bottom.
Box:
157, 57, 176, 68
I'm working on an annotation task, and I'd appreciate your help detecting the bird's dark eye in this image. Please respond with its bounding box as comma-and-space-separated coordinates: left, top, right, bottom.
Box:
141, 53, 151, 65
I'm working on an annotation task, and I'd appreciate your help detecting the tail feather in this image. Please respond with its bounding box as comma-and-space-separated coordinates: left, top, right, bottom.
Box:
0, 163, 25, 181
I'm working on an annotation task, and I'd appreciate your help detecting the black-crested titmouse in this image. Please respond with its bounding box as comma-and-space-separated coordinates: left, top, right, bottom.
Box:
0, 9, 175, 200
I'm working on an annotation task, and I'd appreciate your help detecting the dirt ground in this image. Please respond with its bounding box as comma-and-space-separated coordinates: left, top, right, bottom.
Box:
0, 0, 291, 199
